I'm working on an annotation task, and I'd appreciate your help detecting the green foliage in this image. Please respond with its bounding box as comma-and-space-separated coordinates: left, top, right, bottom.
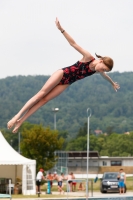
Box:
66, 136, 87, 151
57, 130, 69, 149
20, 123, 64, 170
66, 124, 133, 156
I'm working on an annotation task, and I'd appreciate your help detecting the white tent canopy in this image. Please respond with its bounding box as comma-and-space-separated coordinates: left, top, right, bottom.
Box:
0, 131, 36, 195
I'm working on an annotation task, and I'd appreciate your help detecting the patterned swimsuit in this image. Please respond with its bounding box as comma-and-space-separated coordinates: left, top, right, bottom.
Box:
58, 58, 96, 85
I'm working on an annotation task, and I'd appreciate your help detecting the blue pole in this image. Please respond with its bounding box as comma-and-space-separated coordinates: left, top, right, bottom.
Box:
46, 180, 51, 194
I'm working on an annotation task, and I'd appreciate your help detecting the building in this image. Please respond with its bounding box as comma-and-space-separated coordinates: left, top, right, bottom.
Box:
53, 151, 133, 174
94, 130, 103, 135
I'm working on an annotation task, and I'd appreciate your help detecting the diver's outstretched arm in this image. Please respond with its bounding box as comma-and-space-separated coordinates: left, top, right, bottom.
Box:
55, 17, 93, 61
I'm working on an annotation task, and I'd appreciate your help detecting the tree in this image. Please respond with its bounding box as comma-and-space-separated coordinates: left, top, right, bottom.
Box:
58, 130, 69, 150
20, 123, 64, 170
77, 123, 87, 137
66, 136, 87, 151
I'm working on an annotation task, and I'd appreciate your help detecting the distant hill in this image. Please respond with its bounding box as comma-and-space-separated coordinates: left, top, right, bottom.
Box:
0, 72, 133, 137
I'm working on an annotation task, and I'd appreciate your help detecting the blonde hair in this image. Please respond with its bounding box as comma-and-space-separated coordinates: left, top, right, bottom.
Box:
95, 53, 113, 71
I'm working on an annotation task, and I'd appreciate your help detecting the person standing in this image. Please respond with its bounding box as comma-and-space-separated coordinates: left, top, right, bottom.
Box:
36, 168, 45, 194
46, 172, 53, 188
57, 173, 65, 194
71, 172, 76, 192
118, 169, 126, 194
52, 171, 58, 181
66, 172, 73, 192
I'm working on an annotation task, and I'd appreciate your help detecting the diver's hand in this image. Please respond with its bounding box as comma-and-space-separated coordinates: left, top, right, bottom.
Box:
112, 82, 120, 92
55, 17, 63, 31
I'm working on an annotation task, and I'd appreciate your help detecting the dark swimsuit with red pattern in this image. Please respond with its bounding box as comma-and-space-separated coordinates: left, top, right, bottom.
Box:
58, 58, 96, 85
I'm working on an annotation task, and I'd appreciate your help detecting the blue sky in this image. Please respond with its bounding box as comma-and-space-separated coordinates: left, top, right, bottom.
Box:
0, 0, 133, 78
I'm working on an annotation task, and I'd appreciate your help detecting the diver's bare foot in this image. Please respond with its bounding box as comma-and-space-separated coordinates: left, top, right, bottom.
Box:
7, 116, 18, 129
12, 119, 22, 133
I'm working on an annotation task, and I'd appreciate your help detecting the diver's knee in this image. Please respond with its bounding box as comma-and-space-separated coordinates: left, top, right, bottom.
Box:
35, 90, 46, 101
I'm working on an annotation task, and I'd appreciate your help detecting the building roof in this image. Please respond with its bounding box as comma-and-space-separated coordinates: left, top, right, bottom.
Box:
94, 130, 103, 134
67, 151, 99, 158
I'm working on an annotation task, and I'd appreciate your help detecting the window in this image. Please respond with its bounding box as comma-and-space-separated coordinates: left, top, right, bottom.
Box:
103, 173, 118, 179
103, 161, 107, 166
111, 161, 122, 166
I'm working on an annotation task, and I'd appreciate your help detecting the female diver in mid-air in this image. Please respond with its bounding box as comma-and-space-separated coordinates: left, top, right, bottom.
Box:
7, 18, 120, 133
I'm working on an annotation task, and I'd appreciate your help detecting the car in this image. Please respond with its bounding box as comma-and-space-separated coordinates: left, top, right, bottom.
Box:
100, 172, 127, 193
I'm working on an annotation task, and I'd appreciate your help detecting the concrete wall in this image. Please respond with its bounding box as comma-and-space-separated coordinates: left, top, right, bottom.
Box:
123, 159, 133, 166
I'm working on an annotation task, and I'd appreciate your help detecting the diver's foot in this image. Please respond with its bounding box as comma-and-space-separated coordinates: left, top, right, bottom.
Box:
7, 115, 18, 129
12, 119, 22, 133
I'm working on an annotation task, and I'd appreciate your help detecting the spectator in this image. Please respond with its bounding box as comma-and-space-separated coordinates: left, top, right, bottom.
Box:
46, 172, 53, 188
53, 172, 58, 181
117, 168, 126, 194
71, 172, 76, 192
78, 182, 85, 191
57, 173, 65, 194
66, 172, 73, 192
36, 168, 45, 194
